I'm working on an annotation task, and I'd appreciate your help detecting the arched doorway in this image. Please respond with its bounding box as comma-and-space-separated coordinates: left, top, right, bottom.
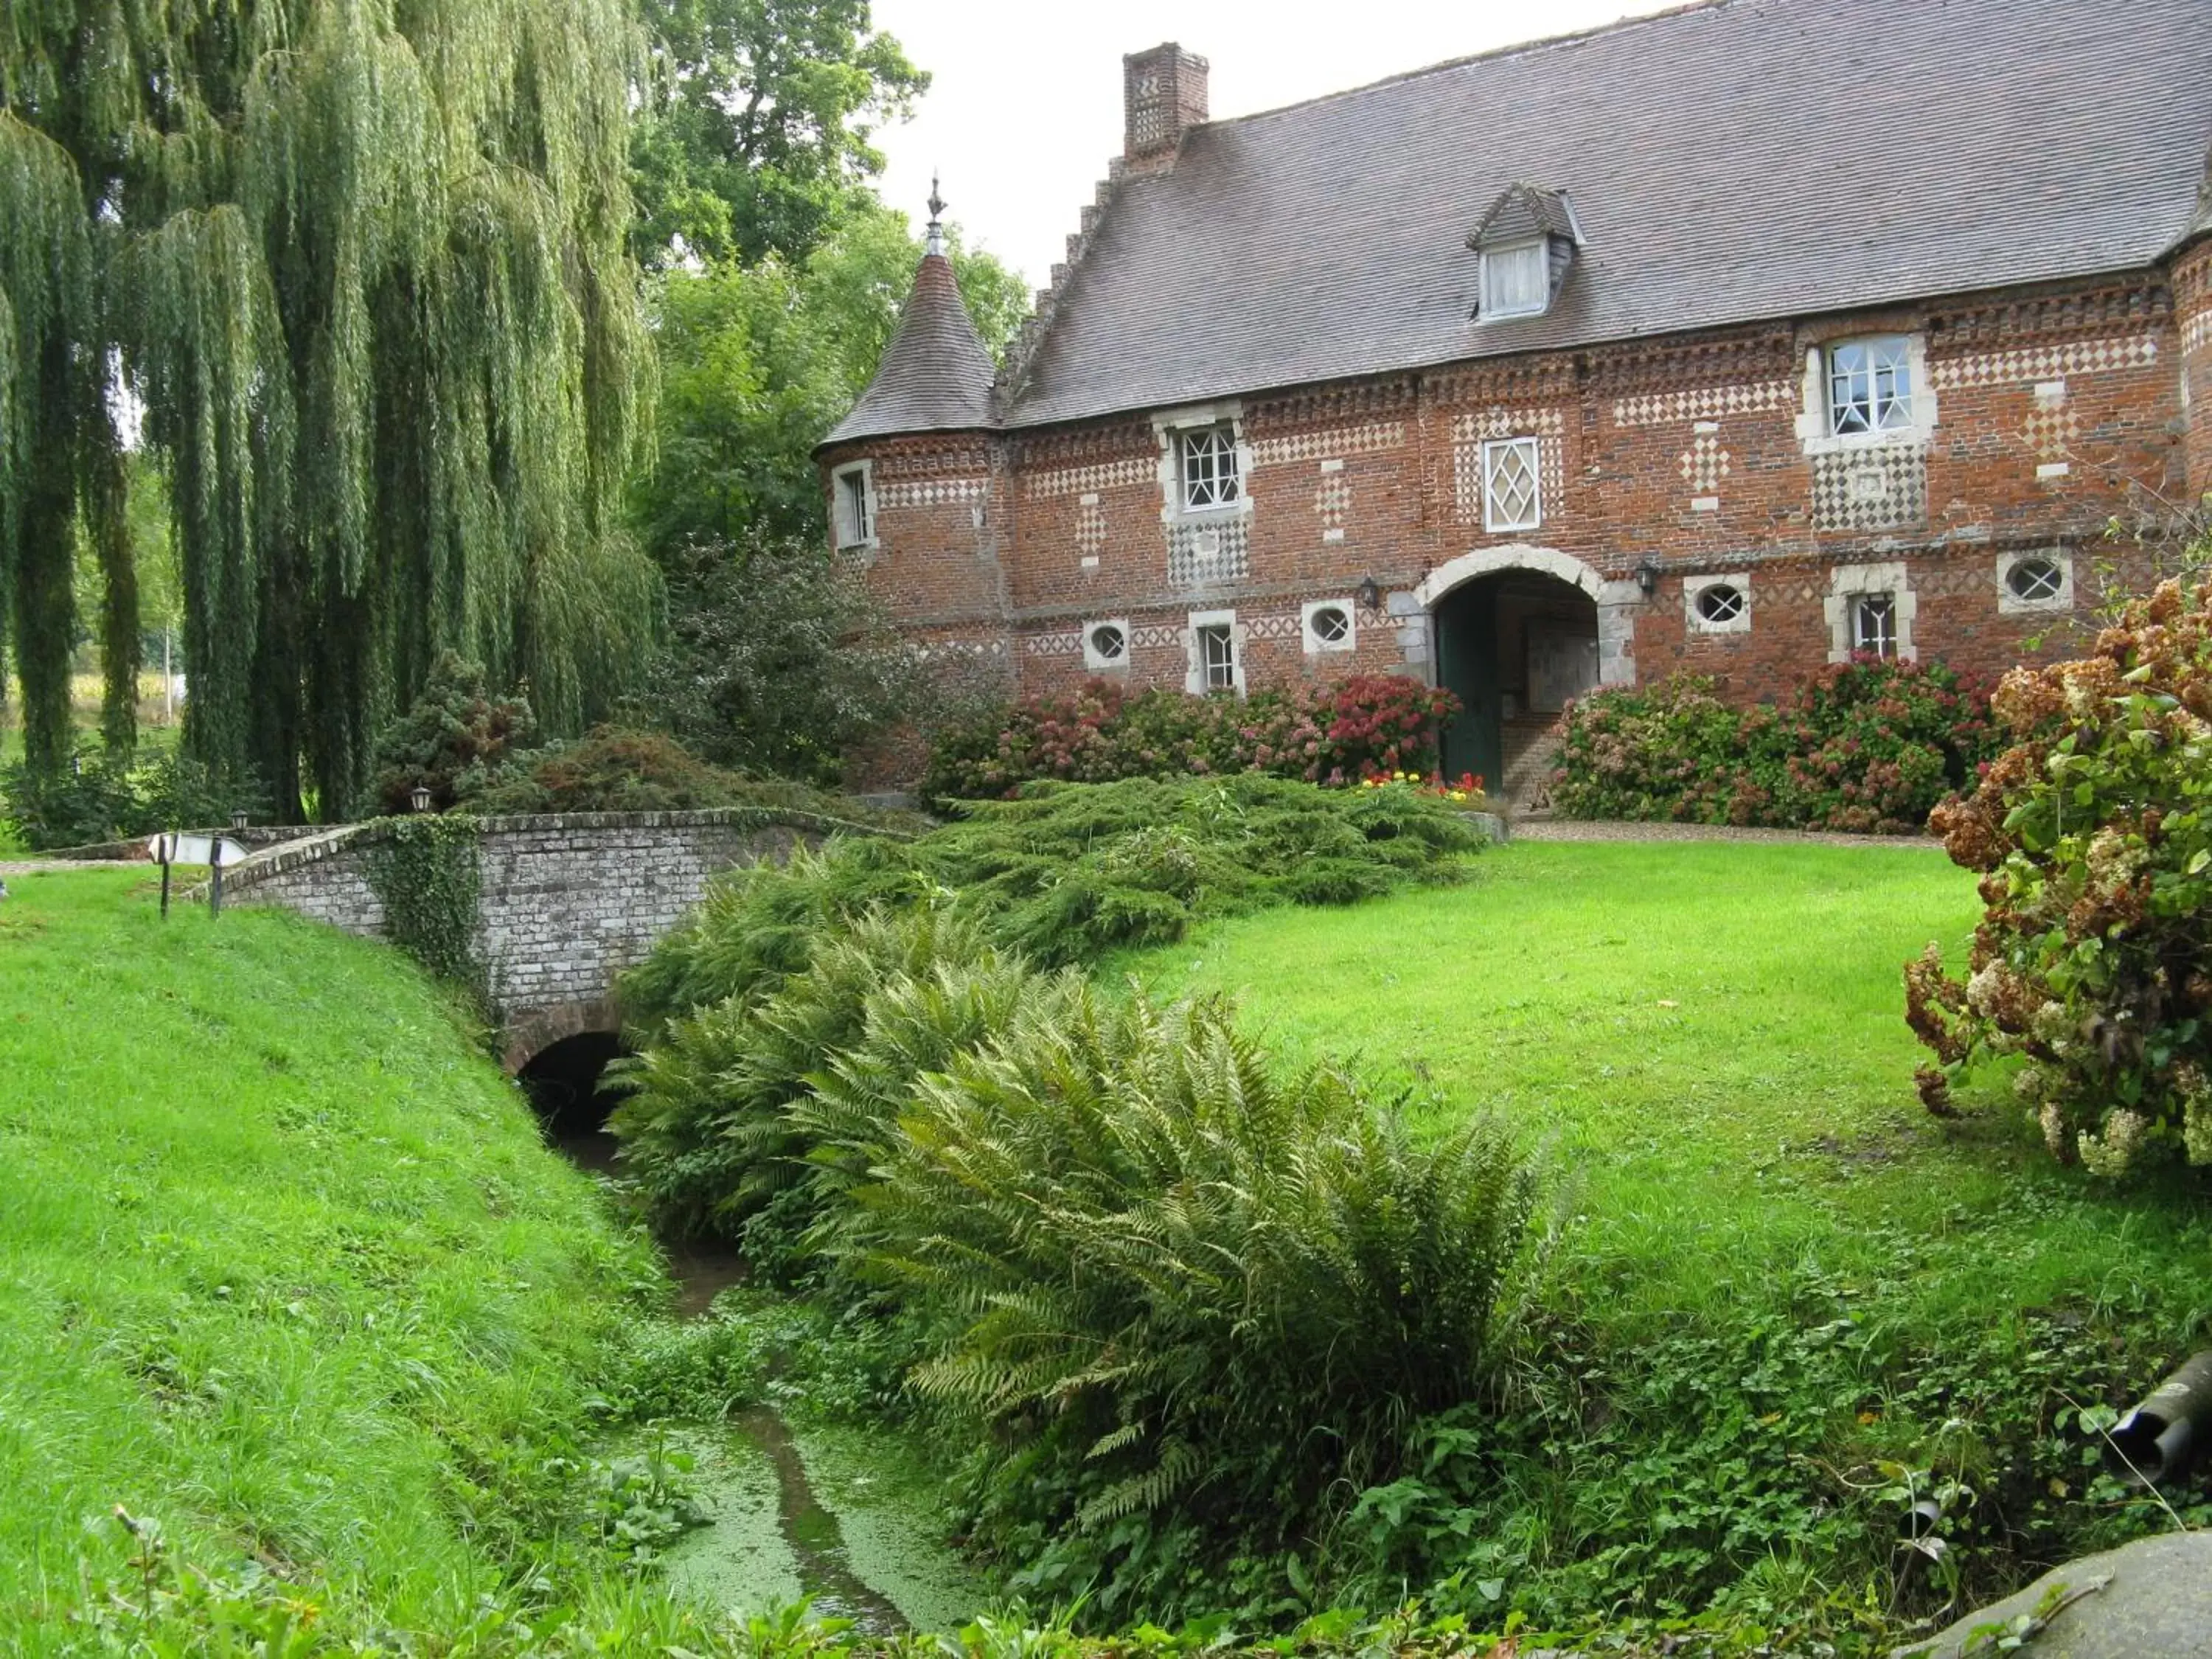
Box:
1419, 549, 1613, 809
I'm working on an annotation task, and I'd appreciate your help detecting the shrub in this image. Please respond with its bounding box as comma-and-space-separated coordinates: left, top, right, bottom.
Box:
0, 746, 267, 849
369, 650, 538, 814
844, 984, 1544, 1618
1905, 575, 2212, 1172
923, 675, 1460, 802
1552, 658, 1997, 833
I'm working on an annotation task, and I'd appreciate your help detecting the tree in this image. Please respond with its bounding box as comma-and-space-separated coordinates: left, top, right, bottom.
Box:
1, 1, 658, 819
633, 201, 1028, 552
630, 0, 928, 268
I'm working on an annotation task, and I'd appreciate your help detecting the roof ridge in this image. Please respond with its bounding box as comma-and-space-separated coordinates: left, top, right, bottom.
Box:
1191, 0, 1742, 135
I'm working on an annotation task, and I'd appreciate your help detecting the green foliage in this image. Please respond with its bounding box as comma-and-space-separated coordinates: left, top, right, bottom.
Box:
369, 652, 539, 815
1553, 661, 1999, 833
366, 814, 484, 988
3, 0, 658, 817
630, 0, 928, 268
0, 744, 266, 850
1907, 574, 2212, 1172
925, 675, 1463, 802
643, 535, 922, 781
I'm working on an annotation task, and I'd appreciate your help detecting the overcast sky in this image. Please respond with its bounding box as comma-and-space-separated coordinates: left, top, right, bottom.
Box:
869, 0, 1683, 289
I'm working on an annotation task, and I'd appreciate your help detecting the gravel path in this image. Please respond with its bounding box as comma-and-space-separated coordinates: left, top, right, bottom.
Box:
1510, 817, 1946, 851
0, 858, 144, 876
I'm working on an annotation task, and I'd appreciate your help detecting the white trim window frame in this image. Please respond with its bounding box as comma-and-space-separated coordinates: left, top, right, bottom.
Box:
1082, 617, 1132, 672
1682, 573, 1752, 636
1178, 423, 1242, 513
1301, 598, 1357, 655
832, 460, 877, 551
1186, 608, 1244, 695
1997, 549, 2073, 616
1826, 335, 1915, 438
1481, 437, 1543, 533
1481, 239, 1549, 320
1823, 560, 1917, 663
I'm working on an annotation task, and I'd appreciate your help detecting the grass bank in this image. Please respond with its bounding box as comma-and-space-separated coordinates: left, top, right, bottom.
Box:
0, 869, 657, 1648
1123, 841, 2212, 1619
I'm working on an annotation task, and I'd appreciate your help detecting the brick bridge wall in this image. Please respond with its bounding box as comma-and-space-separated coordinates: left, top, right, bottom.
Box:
220, 810, 870, 1070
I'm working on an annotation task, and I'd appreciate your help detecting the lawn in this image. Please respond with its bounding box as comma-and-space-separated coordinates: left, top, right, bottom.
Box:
0, 869, 655, 1649
1125, 840, 2212, 1614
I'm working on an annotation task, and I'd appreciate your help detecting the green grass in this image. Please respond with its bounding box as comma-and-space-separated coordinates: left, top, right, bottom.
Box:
1124, 841, 2212, 1613
0, 869, 658, 1649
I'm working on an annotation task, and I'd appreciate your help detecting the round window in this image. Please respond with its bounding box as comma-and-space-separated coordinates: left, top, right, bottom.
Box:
1088, 623, 1127, 663
1309, 605, 1351, 645
1694, 582, 1745, 625
2006, 557, 2063, 603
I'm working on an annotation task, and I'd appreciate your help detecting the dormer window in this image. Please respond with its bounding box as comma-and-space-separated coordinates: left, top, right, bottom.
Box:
1468, 183, 1578, 322
1179, 425, 1241, 512
1481, 241, 1549, 319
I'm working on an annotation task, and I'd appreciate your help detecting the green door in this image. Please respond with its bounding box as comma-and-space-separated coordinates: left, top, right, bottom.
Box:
1434, 582, 1502, 789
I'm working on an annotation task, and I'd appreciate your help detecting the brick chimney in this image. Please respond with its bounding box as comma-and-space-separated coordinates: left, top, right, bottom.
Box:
1123, 43, 1208, 172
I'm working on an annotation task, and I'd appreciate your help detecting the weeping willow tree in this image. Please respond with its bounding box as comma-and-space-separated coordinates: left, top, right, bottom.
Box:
0, 1, 658, 818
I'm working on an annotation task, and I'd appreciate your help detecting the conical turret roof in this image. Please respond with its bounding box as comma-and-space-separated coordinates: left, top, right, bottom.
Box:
821, 250, 998, 448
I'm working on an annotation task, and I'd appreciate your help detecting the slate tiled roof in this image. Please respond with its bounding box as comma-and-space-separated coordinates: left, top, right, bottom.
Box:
822, 251, 997, 446
998, 0, 2212, 431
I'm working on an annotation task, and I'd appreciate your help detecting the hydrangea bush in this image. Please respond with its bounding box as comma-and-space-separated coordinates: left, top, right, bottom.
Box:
1905, 576, 2212, 1174
922, 674, 1459, 801
1552, 658, 1998, 833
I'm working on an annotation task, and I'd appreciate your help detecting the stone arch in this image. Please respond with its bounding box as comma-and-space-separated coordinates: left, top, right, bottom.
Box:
1415, 543, 1639, 690
502, 997, 623, 1077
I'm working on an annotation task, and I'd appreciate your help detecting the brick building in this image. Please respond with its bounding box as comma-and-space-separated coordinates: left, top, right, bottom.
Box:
819, 0, 2212, 801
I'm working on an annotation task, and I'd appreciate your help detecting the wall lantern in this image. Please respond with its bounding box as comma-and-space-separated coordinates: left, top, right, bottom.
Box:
231, 809, 250, 831
1355, 576, 1382, 612
410, 785, 433, 813
1634, 559, 1661, 598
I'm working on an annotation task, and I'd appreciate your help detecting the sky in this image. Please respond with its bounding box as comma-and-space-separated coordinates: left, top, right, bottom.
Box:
869, 0, 1685, 289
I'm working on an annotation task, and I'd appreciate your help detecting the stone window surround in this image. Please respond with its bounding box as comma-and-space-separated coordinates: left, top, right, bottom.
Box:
1153, 401, 1253, 525
1301, 597, 1357, 655
1794, 332, 1938, 456
1997, 548, 2074, 615
831, 459, 877, 551
1082, 616, 1132, 671
1823, 560, 1917, 663
1185, 607, 1246, 695
1683, 571, 1753, 636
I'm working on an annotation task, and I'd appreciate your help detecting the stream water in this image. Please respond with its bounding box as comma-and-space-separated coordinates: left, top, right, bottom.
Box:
528, 1044, 982, 1632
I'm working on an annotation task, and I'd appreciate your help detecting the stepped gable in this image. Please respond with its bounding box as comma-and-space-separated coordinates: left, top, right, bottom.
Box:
822, 216, 998, 448
1003, 0, 2212, 431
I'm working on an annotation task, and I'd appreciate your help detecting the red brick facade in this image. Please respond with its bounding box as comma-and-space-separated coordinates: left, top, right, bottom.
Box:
823, 263, 2196, 791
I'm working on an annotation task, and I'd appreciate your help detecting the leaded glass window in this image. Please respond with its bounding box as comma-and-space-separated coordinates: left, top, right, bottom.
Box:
1854, 593, 1898, 657
1827, 337, 1914, 437
1180, 426, 1241, 512
1482, 437, 1543, 532
1482, 240, 1548, 319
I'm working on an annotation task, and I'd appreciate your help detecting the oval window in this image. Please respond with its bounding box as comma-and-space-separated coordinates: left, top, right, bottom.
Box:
1309, 605, 1350, 645
1088, 623, 1127, 662
1694, 582, 1745, 625
2006, 557, 2063, 603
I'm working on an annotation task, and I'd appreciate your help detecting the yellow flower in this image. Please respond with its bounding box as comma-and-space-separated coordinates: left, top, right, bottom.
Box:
1392, 771, 1405, 782
1450, 790, 1467, 801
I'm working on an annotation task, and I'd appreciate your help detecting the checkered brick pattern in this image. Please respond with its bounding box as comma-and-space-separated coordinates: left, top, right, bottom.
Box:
1453, 409, 1565, 524
1251, 421, 1406, 467
875, 478, 985, 509
1930, 335, 2160, 390
1613, 382, 1795, 427
1023, 457, 1155, 499
1812, 442, 1927, 531
1167, 514, 1251, 588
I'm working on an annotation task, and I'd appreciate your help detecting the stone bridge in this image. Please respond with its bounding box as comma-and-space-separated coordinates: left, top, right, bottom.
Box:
221, 809, 877, 1071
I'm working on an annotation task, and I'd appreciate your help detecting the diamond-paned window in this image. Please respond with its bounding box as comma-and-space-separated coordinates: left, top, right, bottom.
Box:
2006, 557, 2063, 604
1854, 594, 1899, 657
1695, 583, 1745, 626
1481, 241, 1548, 319
1482, 437, 1543, 532
1198, 622, 1237, 690
1827, 337, 1914, 437
1180, 426, 1241, 512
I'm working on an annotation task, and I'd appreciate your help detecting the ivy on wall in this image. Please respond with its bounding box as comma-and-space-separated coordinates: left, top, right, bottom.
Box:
366, 815, 484, 989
